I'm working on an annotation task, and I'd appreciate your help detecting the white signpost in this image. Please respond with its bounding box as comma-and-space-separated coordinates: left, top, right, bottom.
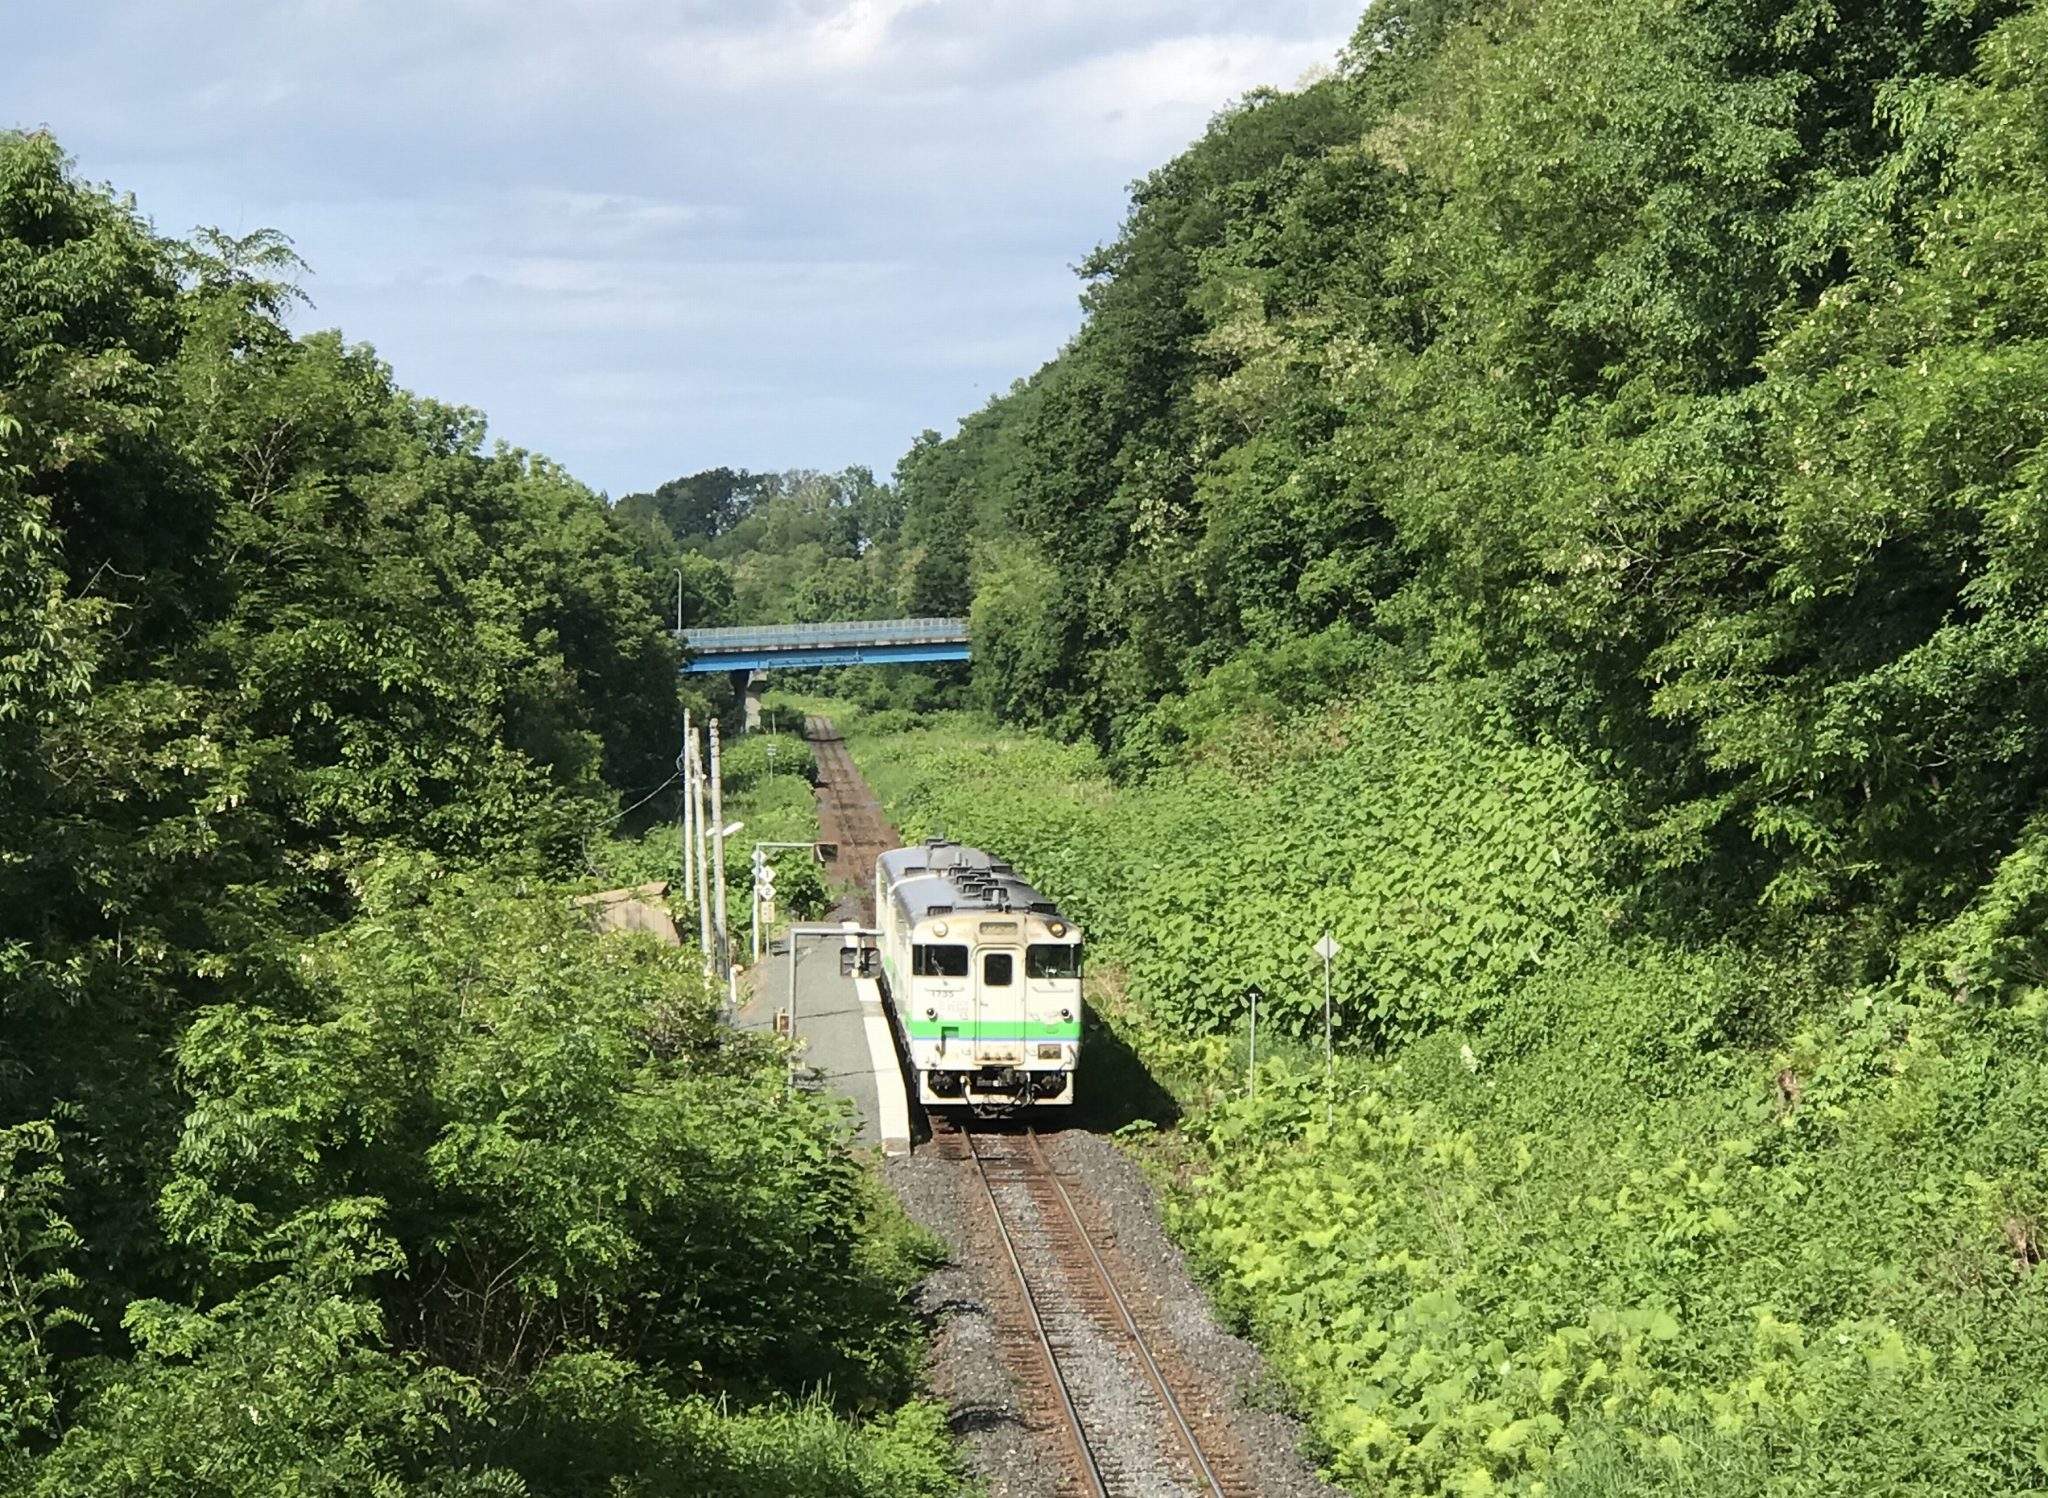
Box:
1315, 932, 1341, 1124
750, 840, 818, 964
1245, 984, 1265, 1099
750, 849, 776, 964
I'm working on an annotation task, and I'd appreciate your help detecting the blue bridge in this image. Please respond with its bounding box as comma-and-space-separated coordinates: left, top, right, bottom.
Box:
678, 618, 970, 673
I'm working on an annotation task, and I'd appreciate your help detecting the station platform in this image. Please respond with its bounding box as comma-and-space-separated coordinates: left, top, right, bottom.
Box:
737, 939, 912, 1156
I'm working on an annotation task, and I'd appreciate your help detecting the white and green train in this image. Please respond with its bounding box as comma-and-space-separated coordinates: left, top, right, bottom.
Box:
874, 839, 1082, 1113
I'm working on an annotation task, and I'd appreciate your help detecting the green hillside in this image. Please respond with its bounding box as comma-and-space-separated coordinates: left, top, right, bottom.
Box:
809, 0, 2048, 1490
16, 0, 2048, 1488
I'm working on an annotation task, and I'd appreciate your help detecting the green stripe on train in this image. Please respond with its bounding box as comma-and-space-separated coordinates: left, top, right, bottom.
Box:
904, 1020, 1081, 1041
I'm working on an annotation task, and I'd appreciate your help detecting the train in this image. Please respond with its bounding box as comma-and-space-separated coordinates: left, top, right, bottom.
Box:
874, 838, 1082, 1113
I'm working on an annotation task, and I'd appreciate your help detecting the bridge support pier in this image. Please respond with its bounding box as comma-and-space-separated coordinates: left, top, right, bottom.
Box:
731, 669, 763, 733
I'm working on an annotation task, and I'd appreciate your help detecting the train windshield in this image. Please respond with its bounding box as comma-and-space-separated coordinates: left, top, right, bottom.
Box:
913, 943, 970, 977
1027, 944, 1082, 980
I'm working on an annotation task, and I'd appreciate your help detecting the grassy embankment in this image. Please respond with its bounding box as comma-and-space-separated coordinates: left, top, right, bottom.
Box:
806, 694, 2048, 1498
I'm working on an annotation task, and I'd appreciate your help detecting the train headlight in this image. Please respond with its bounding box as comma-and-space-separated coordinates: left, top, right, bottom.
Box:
932, 921, 948, 937
1049, 921, 1066, 937
1060, 1007, 1072, 1022
925, 1007, 937, 1020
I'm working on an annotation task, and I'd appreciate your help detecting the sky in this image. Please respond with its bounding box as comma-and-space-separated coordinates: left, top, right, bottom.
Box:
6, 1, 1361, 497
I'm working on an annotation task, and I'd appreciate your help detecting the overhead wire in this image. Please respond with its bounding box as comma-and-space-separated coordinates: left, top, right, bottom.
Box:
608, 769, 683, 824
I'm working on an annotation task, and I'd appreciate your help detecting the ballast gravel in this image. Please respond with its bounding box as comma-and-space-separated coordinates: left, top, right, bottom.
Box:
983, 1172, 1205, 1498
884, 1131, 1348, 1498
885, 1151, 1073, 1498
1041, 1130, 1351, 1498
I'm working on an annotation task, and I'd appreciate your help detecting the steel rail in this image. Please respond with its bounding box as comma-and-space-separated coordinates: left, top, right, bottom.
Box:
1021, 1128, 1227, 1498
962, 1126, 1112, 1497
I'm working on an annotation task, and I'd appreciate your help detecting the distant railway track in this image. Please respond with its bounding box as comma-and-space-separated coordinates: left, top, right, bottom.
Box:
804, 715, 896, 922
937, 1120, 1239, 1497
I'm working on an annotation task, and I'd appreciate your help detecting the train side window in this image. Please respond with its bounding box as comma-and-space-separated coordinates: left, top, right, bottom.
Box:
1026, 943, 1081, 979
913, 944, 969, 978
982, 952, 1014, 987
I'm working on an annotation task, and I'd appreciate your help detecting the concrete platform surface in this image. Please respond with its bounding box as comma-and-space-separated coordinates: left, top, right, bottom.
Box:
737, 940, 911, 1156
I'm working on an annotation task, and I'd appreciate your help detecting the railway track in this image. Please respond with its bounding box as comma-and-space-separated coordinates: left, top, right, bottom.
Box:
804, 715, 896, 922
938, 1120, 1241, 1497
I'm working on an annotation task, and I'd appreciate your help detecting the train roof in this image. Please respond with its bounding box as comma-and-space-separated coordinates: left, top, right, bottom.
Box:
878, 839, 1074, 926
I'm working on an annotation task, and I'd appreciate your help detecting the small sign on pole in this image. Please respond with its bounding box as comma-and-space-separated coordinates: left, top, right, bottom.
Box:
1314, 933, 1341, 1125
1245, 984, 1265, 1099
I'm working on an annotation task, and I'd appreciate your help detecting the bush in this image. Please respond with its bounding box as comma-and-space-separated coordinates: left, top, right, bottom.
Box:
718, 733, 816, 793
839, 701, 2048, 1496
852, 683, 1610, 1045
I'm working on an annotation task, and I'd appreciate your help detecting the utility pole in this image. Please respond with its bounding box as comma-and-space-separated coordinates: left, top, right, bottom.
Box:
680, 708, 695, 911
709, 720, 732, 996
691, 732, 712, 964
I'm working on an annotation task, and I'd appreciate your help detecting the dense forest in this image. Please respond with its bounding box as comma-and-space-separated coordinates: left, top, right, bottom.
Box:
909, 0, 2048, 939
16, 0, 2048, 1487
796, 0, 2048, 1491
0, 133, 955, 1495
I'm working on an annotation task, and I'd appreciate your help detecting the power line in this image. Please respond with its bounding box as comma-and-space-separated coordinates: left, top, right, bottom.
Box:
609, 770, 683, 824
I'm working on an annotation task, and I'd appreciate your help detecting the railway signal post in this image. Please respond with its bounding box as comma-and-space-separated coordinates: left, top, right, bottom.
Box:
749, 840, 819, 965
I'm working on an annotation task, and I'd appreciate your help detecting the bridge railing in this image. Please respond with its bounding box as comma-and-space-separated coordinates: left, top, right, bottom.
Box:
680, 618, 968, 651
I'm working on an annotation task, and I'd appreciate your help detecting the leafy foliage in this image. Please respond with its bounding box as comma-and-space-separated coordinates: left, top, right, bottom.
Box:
898, 0, 2048, 934
853, 680, 1607, 1043
0, 136, 954, 1495
838, 697, 2048, 1494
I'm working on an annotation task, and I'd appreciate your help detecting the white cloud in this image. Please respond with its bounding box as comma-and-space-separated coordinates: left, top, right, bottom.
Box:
769, 0, 949, 78
509, 191, 744, 255
5, 0, 1363, 489
1024, 30, 1347, 160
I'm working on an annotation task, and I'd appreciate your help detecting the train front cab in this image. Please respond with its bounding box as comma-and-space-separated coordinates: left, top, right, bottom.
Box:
909, 920, 1080, 1112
